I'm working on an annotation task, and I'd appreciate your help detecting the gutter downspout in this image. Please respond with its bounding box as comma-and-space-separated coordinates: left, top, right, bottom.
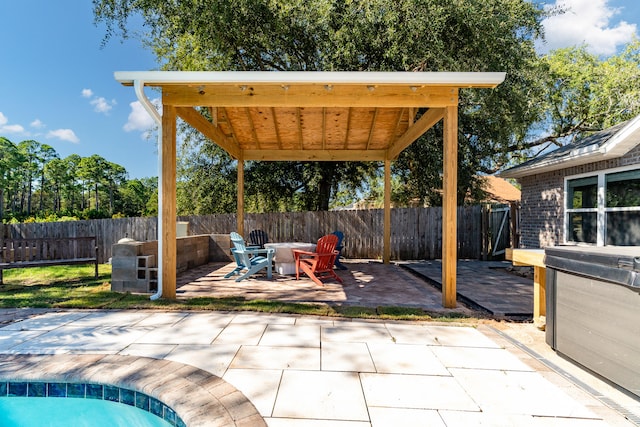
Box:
134, 80, 163, 301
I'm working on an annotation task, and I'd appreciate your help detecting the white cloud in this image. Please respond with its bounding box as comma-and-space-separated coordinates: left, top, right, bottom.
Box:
1, 124, 25, 134
538, 0, 637, 55
30, 119, 44, 129
124, 99, 161, 138
82, 88, 116, 114
90, 96, 116, 114
0, 112, 25, 134
47, 129, 79, 143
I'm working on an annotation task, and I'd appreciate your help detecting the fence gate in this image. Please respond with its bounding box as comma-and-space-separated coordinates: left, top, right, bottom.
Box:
482, 203, 516, 260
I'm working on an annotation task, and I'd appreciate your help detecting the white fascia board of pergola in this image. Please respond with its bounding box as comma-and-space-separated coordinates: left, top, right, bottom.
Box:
115, 70, 505, 87
116, 71, 505, 308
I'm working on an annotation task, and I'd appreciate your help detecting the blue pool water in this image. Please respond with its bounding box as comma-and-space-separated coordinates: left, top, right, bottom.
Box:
0, 397, 172, 427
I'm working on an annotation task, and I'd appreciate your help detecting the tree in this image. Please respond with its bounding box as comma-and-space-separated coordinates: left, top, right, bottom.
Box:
61, 154, 82, 213
78, 154, 108, 212
0, 137, 23, 221
176, 135, 237, 214
0, 134, 153, 221
17, 140, 43, 216
94, 0, 546, 209
37, 144, 59, 212
103, 161, 128, 214
44, 158, 68, 212
118, 177, 157, 216
508, 42, 640, 163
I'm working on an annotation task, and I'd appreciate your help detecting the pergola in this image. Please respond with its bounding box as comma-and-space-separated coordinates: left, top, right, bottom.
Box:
115, 71, 505, 308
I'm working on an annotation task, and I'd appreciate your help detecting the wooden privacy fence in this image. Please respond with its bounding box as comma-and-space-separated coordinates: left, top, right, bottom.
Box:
0, 205, 515, 263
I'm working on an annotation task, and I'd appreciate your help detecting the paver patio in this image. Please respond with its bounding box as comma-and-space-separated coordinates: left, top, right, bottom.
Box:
175, 259, 493, 315
0, 260, 638, 426
0, 309, 637, 426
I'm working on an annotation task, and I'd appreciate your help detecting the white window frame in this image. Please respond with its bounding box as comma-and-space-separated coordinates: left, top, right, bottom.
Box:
564, 165, 640, 246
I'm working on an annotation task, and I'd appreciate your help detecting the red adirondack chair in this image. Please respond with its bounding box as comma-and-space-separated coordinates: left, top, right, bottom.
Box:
293, 234, 343, 286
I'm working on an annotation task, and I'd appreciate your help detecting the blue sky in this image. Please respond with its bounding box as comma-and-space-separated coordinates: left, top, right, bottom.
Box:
1, 0, 639, 180
0, 1, 157, 179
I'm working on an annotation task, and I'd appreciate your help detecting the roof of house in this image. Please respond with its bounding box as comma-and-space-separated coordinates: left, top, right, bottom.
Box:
482, 175, 521, 203
499, 114, 640, 178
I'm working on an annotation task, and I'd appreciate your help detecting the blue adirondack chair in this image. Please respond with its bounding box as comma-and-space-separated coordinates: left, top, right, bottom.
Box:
224, 232, 274, 282
331, 230, 348, 270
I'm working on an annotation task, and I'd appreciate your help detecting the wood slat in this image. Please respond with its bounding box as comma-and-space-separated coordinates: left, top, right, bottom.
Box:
241, 149, 387, 161
386, 108, 445, 160
162, 84, 460, 108
175, 106, 242, 159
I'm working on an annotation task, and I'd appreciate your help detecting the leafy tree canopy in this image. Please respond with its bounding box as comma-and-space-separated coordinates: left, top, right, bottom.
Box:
94, 0, 546, 209
0, 137, 156, 222
512, 41, 640, 162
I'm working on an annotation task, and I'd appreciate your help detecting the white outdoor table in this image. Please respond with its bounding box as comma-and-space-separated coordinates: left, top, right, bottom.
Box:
264, 242, 316, 275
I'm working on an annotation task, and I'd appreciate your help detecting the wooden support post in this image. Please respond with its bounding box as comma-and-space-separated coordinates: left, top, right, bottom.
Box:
383, 159, 391, 264
534, 265, 546, 319
237, 160, 244, 237
505, 248, 546, 328
161, 103, 177, 299
442, 105, 458, 308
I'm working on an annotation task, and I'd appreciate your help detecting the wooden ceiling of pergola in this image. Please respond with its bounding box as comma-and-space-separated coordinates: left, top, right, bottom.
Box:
116, 71, 504, 162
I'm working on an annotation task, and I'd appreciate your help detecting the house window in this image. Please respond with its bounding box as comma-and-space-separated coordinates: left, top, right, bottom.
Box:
605, 169, 640, 245
566, 168, 640, 246
566, 176, 598, 244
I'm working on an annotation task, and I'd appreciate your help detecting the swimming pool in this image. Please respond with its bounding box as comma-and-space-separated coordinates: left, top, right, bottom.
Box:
0, 381, 184, 427
0, 353, 264, 426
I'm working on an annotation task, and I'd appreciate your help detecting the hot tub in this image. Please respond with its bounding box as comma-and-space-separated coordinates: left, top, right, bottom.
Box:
545, 246, 640, 398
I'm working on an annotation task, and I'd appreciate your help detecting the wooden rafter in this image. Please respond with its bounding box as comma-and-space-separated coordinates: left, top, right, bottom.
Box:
245, 107, 260, 149
271, 107, 282, 149
242, 149, 386, 161
367, 108, 380, 150
386, 107, 445, 160
208, 107, 217, 126
392, 108, 407, 140
344, 108, 353, 149
220, 107, 241, 148
175, 106, 241, 160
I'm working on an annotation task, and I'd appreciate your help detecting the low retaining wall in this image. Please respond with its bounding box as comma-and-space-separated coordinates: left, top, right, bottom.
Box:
111, 234, 232, 293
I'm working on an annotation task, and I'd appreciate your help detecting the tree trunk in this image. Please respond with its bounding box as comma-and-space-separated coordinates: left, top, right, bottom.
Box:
20, 183, 26, 214
39, 173, 45, 212
318, 178, 331, 211
317, 163, 336, 211
94, 183, 99, 210
109, 185, 114, 214
81, 181, 86, 210
27, 180, 32, 216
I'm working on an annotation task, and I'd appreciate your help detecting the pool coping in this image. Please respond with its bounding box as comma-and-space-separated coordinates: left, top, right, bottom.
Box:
0, 354, 265, 427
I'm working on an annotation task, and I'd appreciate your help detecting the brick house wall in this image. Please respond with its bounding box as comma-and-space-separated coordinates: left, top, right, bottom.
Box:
518, 144, 640, 248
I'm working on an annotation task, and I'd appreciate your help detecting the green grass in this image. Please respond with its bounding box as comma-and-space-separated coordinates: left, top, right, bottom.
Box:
0, 264, 485, 322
